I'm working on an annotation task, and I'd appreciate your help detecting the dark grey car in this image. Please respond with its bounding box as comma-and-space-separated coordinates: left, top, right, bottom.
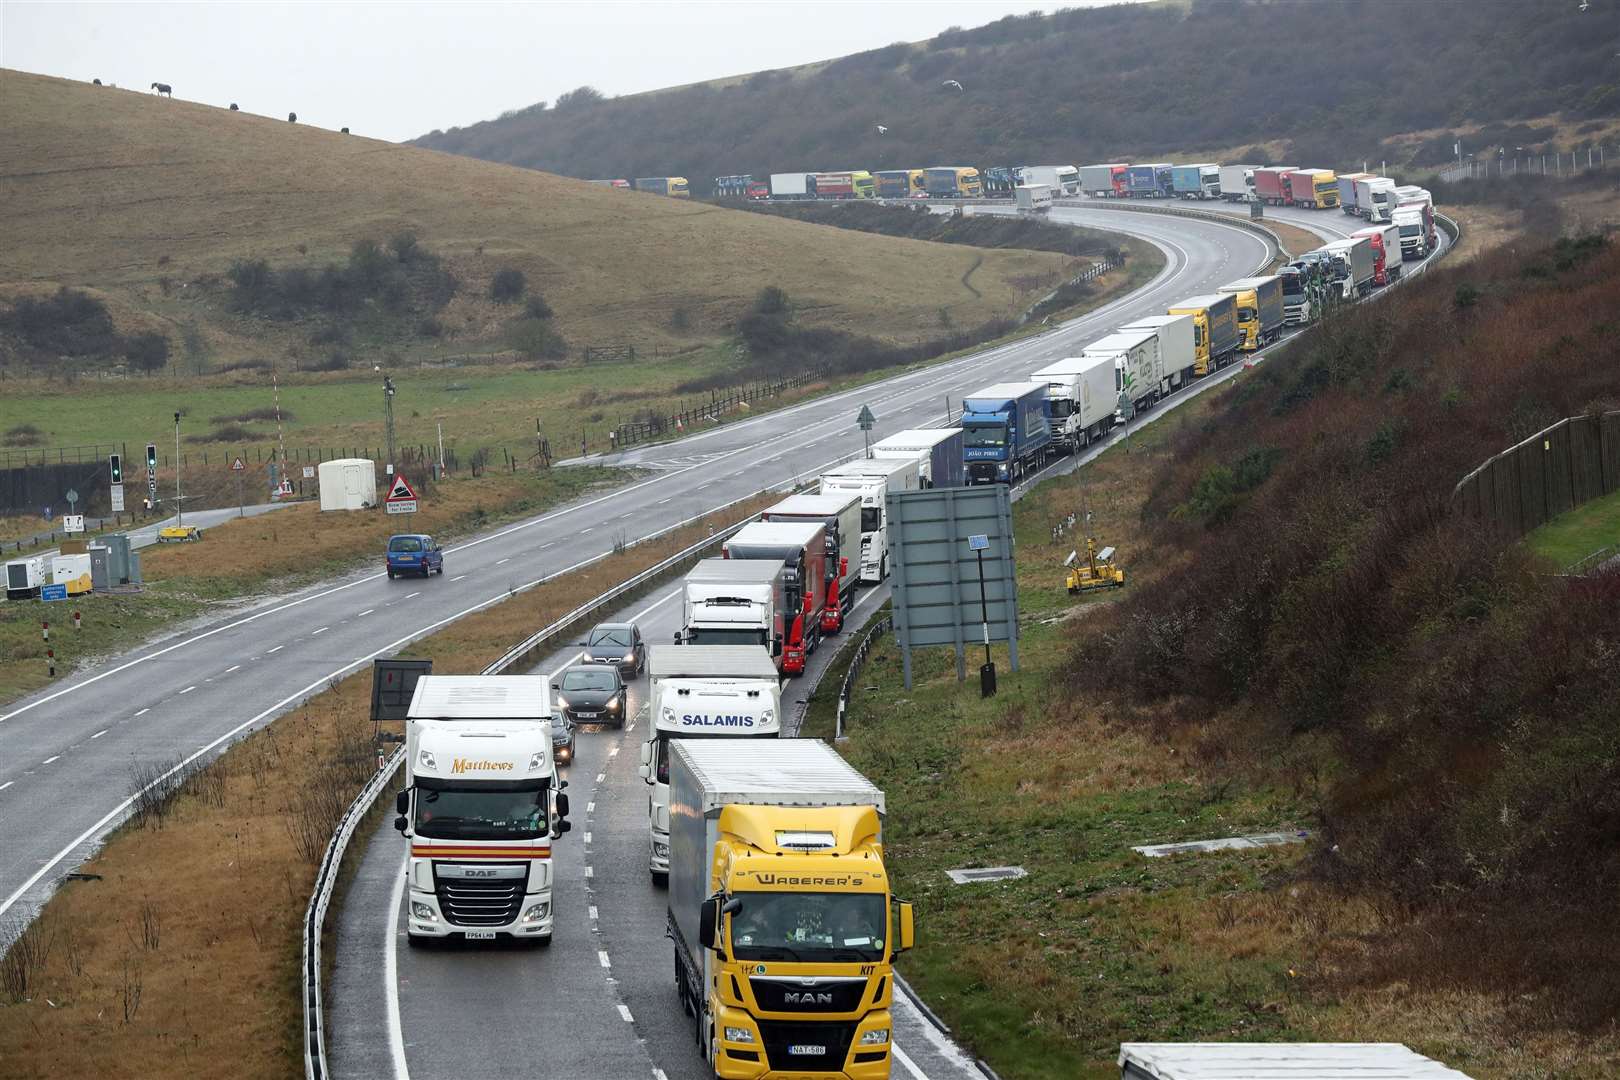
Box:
583, 622, 644, 676
549, 712, 576, 764
553, 665, 628, 728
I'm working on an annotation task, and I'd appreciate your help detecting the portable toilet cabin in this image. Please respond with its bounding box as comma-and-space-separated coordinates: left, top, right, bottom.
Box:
317, 458, 378, 511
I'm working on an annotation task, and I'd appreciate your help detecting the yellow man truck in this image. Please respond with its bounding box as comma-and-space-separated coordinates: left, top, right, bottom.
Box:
670, 738, 914, 1078
1216, 275, 1285, 351
1167, 293, 1240, 376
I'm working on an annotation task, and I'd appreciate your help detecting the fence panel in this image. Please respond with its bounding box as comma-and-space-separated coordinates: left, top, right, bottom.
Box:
1604, 413, 1620, 495
1454, 411, 1620, 539
1568, 416, 1605, 505
1516, 440, 1546, 533
1543, 420, 1574, 521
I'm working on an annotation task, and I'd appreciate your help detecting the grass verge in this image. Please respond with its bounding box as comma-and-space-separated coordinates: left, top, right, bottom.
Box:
1522, 486, 1620, 569
0, 491, 778, 1079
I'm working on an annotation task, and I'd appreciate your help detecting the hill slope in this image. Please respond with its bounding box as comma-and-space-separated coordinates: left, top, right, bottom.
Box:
0, 69, 1067, 370
415, 0, 1620, 193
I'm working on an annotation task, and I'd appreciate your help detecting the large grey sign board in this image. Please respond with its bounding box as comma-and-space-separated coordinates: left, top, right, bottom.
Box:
886, 485, 1019, 688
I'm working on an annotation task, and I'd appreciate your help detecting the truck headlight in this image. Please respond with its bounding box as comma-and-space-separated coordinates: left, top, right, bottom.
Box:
997, 463, 1009, 474
661, 706, 677, 726
529, 752, 546, 770
417, 750, 436, 770
521, 902, 550, 923
724, 1026, 756, 1044
653, 840, 669, 858
860, 1028, 890, 1045
411, 902, 437, 921
758, 707, 775, 726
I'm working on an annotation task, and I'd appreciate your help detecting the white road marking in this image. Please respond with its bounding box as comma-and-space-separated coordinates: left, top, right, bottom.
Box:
268, 645, 285, 654
656, 497, 671, 505
653, 1070, 669, 1080
450, 575, 467, 582
386, 852, 411, 1080
0, 782, 12, 792
134, 707, 149, 716
42, 756, 59, 765
405, 592, 420, 599
589, 905, 599, 921
583, 832, 592, 844
311, 627, 329, 635
587, 801, 595, 813
581, 527, 594, 533
584, 866, 593, 878
598, 950, 611, 968
495, 557, 510, 565
359, 609, 375, 617
617, 1004, 634, 1023
596, 773, 606, 783
91, 729, 107, 739
892, 1042, 928, 1079
224, 665, 241, 674
179, 685, 197, 694
608, 746, 618, 758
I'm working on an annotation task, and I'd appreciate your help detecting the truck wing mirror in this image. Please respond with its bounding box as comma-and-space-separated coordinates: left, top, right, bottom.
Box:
393, 815, 409, 834
638, 764, 651, 781
672, 631, 682, 644
554, 792, 570, 819
773, 633, 783, 656
894, 900, 916, 954
698, 897, 720, 951
395, 790, 409, 815
551, 683, 560, 691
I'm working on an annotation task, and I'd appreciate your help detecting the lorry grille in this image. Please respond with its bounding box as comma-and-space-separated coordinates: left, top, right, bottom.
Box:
750, 977, 867, 1013
758, 1020, 856, 1070
435, 873, 525, 926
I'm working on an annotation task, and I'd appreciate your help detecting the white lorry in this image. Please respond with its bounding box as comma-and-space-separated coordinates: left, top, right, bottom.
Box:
819, 457, 921, 583
769, 172, 811, 199
1021, 164, 1079, 196
639, 644, 781, 884
1219, 164, 1256, 202
677, 557, 787, 665
1029, 354, 1117, 451
395, 675, 570, 944
1355, 176, 1399, 223
1083, 329, 1163, 415
1118, 313, 1196, 390
870, 427, 964, 488
1014, 183, 1054, 212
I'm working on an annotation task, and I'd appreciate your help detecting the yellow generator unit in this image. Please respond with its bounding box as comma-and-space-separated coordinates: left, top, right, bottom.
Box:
1066, 539, 1124, 594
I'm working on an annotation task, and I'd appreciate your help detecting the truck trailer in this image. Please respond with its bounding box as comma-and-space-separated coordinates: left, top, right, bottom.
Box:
668, 738, 913, 1079
396, 675, 570, 943
1125, 162, 1172, 197
1080, 163, 1129, 197
870, 427, 964, 488
924, 166, 982, 198
1015, 183, 1054, 212
1288, 168, 1339, 209
1252, 166, 1298, 206
678, 558, 787, 669
873, 169, 922, 198
760, 492, 862, 634
1029, 355, 1117, 451
1337, 171, 1373, 215
1218, 164, 1256, 202
1083, 330, 1163, 417
1022, 164, 1079, 196
960, 382, 1053, 484
1118, 313, 1197, 392
1167, 293, 1240, 375
723, 522, 827, 676
769, 173, 812, 199
1352, 224, 1403, 286
1171, 163, 1222, 199
819, 457, 921, 583
635, 177, 691, 198
1322, 237, 1376, 298
1216, 275, 1285, 350
639, 644, 781, 884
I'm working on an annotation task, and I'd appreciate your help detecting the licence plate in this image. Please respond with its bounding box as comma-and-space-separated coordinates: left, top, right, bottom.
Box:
576, 711, 598, 718
463, 930, 496, 940
788, 1045, 826, 1056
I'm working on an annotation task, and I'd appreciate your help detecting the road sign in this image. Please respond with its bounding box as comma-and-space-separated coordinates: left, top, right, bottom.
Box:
1116, 391, 1135, 421
65, 488, 79, 509
41, 583, 68, 602
231, 457, 246, 472
856, 404, 876, 431
302, 465, 315, 479
63, 514, 85, 534
110, 483, 125, 513
967, 533, 990, 551
385, 473, 418, 515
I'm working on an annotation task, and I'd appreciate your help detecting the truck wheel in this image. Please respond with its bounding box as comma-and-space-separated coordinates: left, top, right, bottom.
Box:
534, 934, 553, 948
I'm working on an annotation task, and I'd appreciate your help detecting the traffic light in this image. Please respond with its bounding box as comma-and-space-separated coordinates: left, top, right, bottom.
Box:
109, 453, 122, 484
146, 443, 158, 473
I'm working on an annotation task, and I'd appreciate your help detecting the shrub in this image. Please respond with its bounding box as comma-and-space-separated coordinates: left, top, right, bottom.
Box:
490, 268, 526, 302
3, 424, 46, 447
417, 316, 443, 338
505, 317, 568, 361
753, 285, 790, 315
311, 350, 351, 372
524, 294, 554, 320
388, 230, 420, 264
670, 305, 693, 332
124, 331, 171, 374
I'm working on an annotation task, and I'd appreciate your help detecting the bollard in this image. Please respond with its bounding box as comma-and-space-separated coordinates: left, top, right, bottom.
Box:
42, 621, 49, 643
73, 610, 82, 631
376, 746, 385, 772
47, 648, 56, 677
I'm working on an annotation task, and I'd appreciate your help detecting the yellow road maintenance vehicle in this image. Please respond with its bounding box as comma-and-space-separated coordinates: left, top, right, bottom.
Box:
1066, 537, 1124, 594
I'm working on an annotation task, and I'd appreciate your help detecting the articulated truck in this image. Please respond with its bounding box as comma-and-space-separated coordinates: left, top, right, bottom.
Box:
1322, 237, 1376, 298
812, 171, 876, 199
961, 382, 1053, 484
1168, 293, 1240, 376
678, 558, 787, 669
1216, 275, 1285, 351
1030, 354, 1118, 451
870, 427, 964, 488
924, 166, 982, 198
1118, 313, 1197, 392
396, 675, 571, 944
640, 644, 781, 885
1219, 164, 1257, 202
1080, 163, 1129, 197
760, 493, 861, 634
819, 458, 920, 583
873, 169, 924, 198
1337, 171, 1373, 215
1354, 177, 1398, 223
1084, 330, 1162, 417
1392, 204, 1434, 260
1125, 162, 1173, 197
1253, 166, 1298, 205
1021, 164, 1079, 196
636, 177, 691, 198
1352, 224, 1403, 286
1171, 163, 1221, 199
669, 739, 913, 1078
1287, 168, 1339, 209
724, 522, 827, 675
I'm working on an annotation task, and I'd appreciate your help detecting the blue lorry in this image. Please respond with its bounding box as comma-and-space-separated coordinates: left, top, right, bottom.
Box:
1126, 162, 1173, 198
960, 382, 1053, 485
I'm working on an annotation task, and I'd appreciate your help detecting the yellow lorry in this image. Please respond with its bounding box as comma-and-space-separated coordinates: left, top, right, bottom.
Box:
1215, 275, 1286, 352
1168, 293, 1240, 376
670, 739, 913, 1079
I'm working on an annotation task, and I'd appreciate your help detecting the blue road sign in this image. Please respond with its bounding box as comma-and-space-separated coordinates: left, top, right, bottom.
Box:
41, 584, 68, 602
967, 533, 990, 551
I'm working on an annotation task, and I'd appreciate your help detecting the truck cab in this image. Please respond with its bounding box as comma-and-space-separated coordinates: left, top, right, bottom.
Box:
678, 558, 787, 667
396, 675, 570, 944
960, 382, 1051, 484
1216, 275, 1285, 351
639, 644, 781, 884
819, 458, 920, 583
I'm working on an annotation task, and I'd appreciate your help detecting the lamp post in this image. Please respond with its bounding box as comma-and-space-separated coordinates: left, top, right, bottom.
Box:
173, 411, 184, 527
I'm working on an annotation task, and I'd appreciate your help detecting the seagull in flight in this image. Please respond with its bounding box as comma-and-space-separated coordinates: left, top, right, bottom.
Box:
875, 124, 888, 136
942, 79, 963, 92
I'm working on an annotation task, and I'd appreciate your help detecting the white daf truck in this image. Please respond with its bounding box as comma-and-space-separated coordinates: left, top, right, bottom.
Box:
819, 457, 921, 583
639, 644, 782, 885
394, 675, 571, 944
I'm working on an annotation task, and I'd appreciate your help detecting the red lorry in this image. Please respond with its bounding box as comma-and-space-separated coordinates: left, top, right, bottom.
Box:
1252, 166, 1298, 206
1352, 224, 1403, 286
722, 521, 827, 676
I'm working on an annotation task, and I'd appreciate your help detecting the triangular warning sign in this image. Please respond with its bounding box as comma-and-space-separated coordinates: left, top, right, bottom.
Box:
231, 457, 246, 471
386, 475, 418, 502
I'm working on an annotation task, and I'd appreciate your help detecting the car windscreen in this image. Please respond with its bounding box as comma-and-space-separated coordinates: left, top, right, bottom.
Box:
561, 669, 617, 691
389, 537, 423, 552
588, 628, 633, 647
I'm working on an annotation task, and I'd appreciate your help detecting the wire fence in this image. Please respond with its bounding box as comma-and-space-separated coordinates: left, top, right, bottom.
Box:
610, 368, 829, 449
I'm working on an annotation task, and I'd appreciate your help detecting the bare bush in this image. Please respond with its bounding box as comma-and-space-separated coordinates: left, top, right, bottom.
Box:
1, 916, 54, 1000
128, 900, 161, 951
128, 756, 187, 829
119, 955, 144, 1023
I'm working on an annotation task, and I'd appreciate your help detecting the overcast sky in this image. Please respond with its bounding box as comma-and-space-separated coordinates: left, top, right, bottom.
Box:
3, 1, 1139, 142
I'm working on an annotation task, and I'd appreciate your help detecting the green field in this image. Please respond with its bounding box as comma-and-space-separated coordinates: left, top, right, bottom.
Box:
1523, 488, 1620, 570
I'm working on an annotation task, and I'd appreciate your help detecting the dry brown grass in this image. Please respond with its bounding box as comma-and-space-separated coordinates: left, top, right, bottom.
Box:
0, 490, 775, 1079
0, 70, 1066, 361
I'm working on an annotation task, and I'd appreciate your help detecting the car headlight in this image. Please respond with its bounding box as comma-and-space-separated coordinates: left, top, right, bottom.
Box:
723, 1026, 756, 1044
859, 1028, 890, 1046
607, 697, 622, 710
521, 902, 550, 923
555, 695, 569, 709
411, 902, 436, 921
623, 653, 636, 662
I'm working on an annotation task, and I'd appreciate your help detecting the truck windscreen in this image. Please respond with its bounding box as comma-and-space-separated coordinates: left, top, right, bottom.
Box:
414, 779, 547, 841
730, 891, 887, 963
861, 508, 880, 533
687, 628, 769, 647
1282, 275, 1303, 296
962, 424, 1006, 449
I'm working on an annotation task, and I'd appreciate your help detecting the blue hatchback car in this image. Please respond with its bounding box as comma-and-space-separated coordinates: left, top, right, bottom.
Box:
386, 534, 443, 579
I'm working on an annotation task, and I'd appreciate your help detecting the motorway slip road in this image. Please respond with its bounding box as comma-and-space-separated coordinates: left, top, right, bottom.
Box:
0, 207, 1269, 944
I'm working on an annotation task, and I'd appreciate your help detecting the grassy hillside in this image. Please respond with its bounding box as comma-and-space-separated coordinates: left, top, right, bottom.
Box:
414, 0, 1620, 194
0, 69, 1068, 373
